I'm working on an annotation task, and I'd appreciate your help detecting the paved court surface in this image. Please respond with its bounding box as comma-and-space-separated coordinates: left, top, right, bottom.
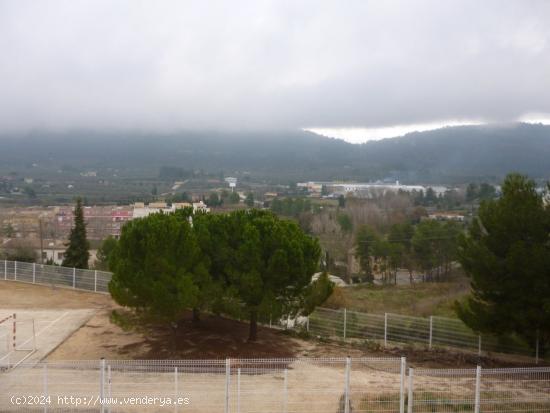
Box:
0, 308, 96, 366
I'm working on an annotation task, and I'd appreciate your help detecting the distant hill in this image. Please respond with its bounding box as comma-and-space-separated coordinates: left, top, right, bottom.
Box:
1, 123, 550, 184
358, 123, 550, 183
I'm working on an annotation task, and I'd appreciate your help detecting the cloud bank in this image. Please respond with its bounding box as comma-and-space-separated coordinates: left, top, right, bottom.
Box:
0, 0, 549, 135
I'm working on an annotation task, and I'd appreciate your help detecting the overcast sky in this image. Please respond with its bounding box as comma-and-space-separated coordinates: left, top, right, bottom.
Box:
1, 0, 549, 142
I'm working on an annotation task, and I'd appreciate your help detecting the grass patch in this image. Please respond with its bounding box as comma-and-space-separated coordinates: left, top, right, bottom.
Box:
326, 278, 469, 318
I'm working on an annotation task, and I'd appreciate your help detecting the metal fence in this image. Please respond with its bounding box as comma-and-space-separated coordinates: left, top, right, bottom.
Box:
1, 358, 549, 412
409, 366, 550, 413
306, 307, 543, 363
0, 260, 544, 363
1, 357, 403, 412
1, 259, 111, 293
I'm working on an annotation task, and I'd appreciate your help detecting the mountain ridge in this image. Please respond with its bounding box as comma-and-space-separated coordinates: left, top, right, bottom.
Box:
1, 123, 549, 184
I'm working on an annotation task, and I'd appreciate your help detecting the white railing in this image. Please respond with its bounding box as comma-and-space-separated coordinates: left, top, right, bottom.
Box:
1, 358, 549, 412
306, 307, 543, 363
0, 260, 111, 293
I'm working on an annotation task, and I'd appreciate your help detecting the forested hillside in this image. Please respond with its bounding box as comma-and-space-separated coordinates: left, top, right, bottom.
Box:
2, 123, 549, 183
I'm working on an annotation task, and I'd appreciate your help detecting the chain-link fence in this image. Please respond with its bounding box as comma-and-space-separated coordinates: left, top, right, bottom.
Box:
307, 307, 543, 363
1, 358, 549, 412
1, 260, 111, 293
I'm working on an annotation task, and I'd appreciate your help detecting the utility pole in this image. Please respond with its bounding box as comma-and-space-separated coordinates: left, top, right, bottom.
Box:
39, 218, 44, 264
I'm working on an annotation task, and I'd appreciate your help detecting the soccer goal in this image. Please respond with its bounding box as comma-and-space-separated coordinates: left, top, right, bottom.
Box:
0, 313, 36, 369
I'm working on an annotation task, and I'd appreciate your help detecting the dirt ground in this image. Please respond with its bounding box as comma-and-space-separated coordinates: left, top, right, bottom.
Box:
0, 280, 113, 309
0, 280, 540, 367
48, 309, 307, 360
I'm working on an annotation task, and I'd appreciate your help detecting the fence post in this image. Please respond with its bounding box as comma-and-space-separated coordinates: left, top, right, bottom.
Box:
343, 308, 347, 340
4, 260, 7, 280
474, 365, 481, 413
399, 357, 406, 413
72, 267, 76, 289
535, 330, 540, 364
407, 368, 414, 413
43, 364, 48, 413
344, 357, 351, 413
99, 358, 106, 413
225, 358, 231, 413
429, 316, 433, 349
478, 335, 482, 357
14, 261, 17, 281
33, 263, 36, 284
283, 368, 288, 413
237, 368, 241, 413
94, 270, 98, 292
384, 313, 388, 347
306, 316, 310, 333
174, 367, 178, 413
107, 364, 112, 413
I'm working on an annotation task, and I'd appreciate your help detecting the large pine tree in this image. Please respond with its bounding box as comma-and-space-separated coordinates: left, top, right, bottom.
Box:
62, 197, 90, 269
457, 173, 550, 354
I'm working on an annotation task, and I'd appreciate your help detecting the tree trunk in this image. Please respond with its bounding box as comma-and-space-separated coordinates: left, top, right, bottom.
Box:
192, 307, 200, 324
248, 310, 258, 342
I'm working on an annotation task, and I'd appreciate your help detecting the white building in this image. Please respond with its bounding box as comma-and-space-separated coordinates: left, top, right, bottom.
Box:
298, 181, 448, 197
132, 201, 209, 218
225, 177, 238, 189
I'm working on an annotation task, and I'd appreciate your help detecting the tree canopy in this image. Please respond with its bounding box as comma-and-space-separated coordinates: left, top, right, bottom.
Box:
109, 208, 321, 341
94, 236, 118, 271
109, 210, 209, 331
245, 192, 254, 208
457, 173, 550, 353
355, 219, 461, 284
62, 197, 90, 269
355, 226, 379, 282
219, 210, 321, 340
412, 220, 461, 281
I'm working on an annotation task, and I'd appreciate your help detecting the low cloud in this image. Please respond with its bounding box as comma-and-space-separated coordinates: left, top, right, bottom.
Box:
0, 0, 549, 133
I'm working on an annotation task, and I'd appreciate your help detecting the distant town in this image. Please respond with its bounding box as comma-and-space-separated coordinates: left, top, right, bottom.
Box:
1, 177, 474, 271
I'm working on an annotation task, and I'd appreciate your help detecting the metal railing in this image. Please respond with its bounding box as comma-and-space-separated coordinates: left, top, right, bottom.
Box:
0, 260, 111, 293
306, 307, 543, 363
1, 358, 549, 412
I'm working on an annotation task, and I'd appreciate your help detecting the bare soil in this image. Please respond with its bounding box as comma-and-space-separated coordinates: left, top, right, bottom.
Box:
0, 280, 113, 309
48, 309, 305, 360
0, 280, 540, 367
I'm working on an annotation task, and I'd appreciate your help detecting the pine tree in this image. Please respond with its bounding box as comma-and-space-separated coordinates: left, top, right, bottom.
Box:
62, 197, 90, 269
457, 174, 550, 354
354, 225, 379, 283
245, 192, 254, 207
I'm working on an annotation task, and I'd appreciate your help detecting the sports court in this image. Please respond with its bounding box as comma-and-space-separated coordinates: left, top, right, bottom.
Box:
0, 308, 95, 367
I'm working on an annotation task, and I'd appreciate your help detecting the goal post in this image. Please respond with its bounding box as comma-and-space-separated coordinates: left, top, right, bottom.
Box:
0, 313, 15, 353
14, 318, 37, 352
0, 313, 36, 368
